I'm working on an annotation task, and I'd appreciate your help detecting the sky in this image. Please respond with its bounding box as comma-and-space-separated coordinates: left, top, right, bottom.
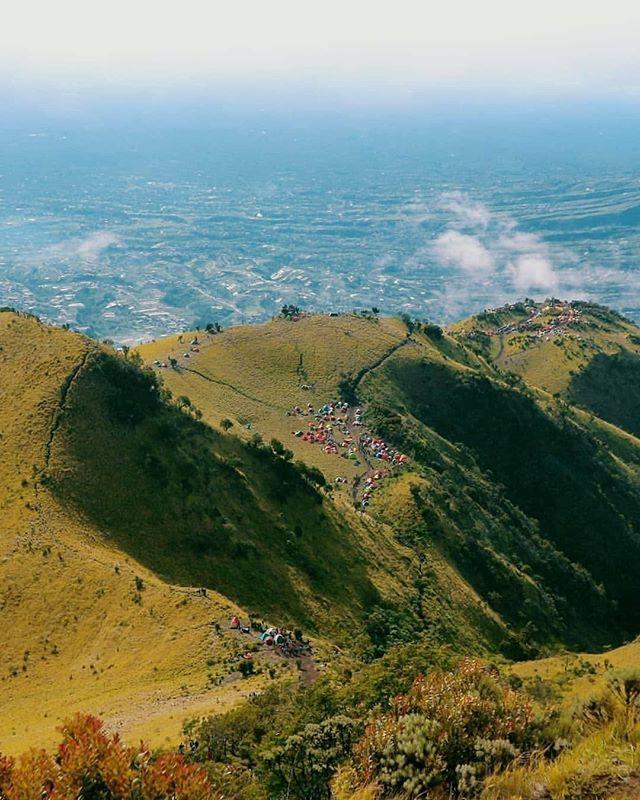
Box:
2, 0, 640, 102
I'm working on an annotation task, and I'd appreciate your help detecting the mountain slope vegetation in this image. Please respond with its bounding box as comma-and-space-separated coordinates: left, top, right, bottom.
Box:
139, 307, 640, 654
2, 300, 640, 768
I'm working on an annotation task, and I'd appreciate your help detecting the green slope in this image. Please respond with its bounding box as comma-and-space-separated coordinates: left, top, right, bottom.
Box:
139, 310, 640, 655
357, 333, 640, 646
4, 304, 640, 754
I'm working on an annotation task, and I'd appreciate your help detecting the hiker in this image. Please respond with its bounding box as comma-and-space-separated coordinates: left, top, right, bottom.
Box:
230, 615, 240, 629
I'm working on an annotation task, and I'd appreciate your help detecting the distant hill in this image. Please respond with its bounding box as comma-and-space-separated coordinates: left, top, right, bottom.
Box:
451, 298, 640, 436
1, 302, 640, 753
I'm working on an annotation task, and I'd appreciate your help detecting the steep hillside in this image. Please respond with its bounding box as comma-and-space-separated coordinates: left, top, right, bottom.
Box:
139, 311, 640, 655
0, 311, 481, 753
46, 347, 415, 637
3, 304, 640, 759
358, 335, 640, 643
0, 312, 256, 754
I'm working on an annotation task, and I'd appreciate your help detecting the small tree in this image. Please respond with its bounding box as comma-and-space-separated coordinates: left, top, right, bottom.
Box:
220, 418, 234, 431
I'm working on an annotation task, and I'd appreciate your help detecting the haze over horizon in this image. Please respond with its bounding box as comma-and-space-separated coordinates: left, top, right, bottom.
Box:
3, 0, 640, 102
1, 0, 640, 341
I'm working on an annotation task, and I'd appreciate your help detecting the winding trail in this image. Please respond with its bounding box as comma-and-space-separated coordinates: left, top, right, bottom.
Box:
350, 336, 415, 396
347, 336, 415, 502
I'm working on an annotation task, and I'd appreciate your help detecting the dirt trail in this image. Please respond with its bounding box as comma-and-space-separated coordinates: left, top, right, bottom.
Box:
350, 336, 415, 396
181, 365, 280, 410
41, 347, 95, 477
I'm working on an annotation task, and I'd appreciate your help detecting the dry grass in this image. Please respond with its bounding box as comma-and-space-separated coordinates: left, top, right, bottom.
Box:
0, 313, 288, 754
138, 314, 406, 480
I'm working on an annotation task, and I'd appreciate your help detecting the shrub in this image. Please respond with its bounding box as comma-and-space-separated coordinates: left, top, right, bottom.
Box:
0, 713, 218, 799
352, 658, 542, 798
264, 715, 357, 800
239, 659, 255, 678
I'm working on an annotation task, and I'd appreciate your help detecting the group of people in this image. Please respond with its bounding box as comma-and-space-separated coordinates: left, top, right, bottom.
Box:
229, 616, 311, 659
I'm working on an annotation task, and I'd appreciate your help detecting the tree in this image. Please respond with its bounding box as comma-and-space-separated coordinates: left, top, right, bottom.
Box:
220, 418, 234, 431
281, 304, 301, 319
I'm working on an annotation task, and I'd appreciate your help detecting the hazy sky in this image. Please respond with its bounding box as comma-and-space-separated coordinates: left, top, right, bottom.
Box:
2, 0, 640, 99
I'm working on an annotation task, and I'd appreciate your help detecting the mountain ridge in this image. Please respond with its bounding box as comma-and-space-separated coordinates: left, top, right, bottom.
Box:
1, 300, 639, 754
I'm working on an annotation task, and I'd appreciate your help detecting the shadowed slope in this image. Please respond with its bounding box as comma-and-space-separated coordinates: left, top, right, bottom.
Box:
359, 342, 640, 643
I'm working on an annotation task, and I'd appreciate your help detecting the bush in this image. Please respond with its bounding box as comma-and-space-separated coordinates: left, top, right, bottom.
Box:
264, 715, 357, 800
352, 659, 543, 798
239, 659, 255, 678
0, 714, 218, 799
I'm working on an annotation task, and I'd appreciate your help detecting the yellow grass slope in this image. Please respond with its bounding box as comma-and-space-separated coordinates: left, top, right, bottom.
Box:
0, 312, 270, 755
0, 312, 433, 755
138, 314, 408, 480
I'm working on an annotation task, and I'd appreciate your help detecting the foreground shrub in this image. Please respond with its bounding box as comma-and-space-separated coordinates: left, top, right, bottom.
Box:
352, 658, 544, 798
264, 715, 358, 800
0, 713, 218, 799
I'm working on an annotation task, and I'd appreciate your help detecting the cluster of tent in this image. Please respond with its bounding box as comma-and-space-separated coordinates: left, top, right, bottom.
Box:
360, 434, 410, 465
154, 336, 201, 369
290, 400, 363, 458
229, 616, 311, 658
361, 469, 391, 506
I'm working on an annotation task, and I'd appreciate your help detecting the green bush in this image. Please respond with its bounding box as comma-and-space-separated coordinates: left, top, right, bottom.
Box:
264, 715, 357, 800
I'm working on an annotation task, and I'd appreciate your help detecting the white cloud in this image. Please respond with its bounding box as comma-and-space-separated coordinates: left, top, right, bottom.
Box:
439, 192, 492, 229
39, 230, 121, 263
76, 231, 120, 261
432, 231, 494, 274
497, 231, 546, 252
508, 254, 559, 292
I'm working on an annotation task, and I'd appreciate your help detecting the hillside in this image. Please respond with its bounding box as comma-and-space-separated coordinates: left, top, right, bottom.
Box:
2, 302, 640, 762
0, 311, 276, 755
0, 311, 446, 753
139, 309, 640, 654
451, 299, 640, 437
